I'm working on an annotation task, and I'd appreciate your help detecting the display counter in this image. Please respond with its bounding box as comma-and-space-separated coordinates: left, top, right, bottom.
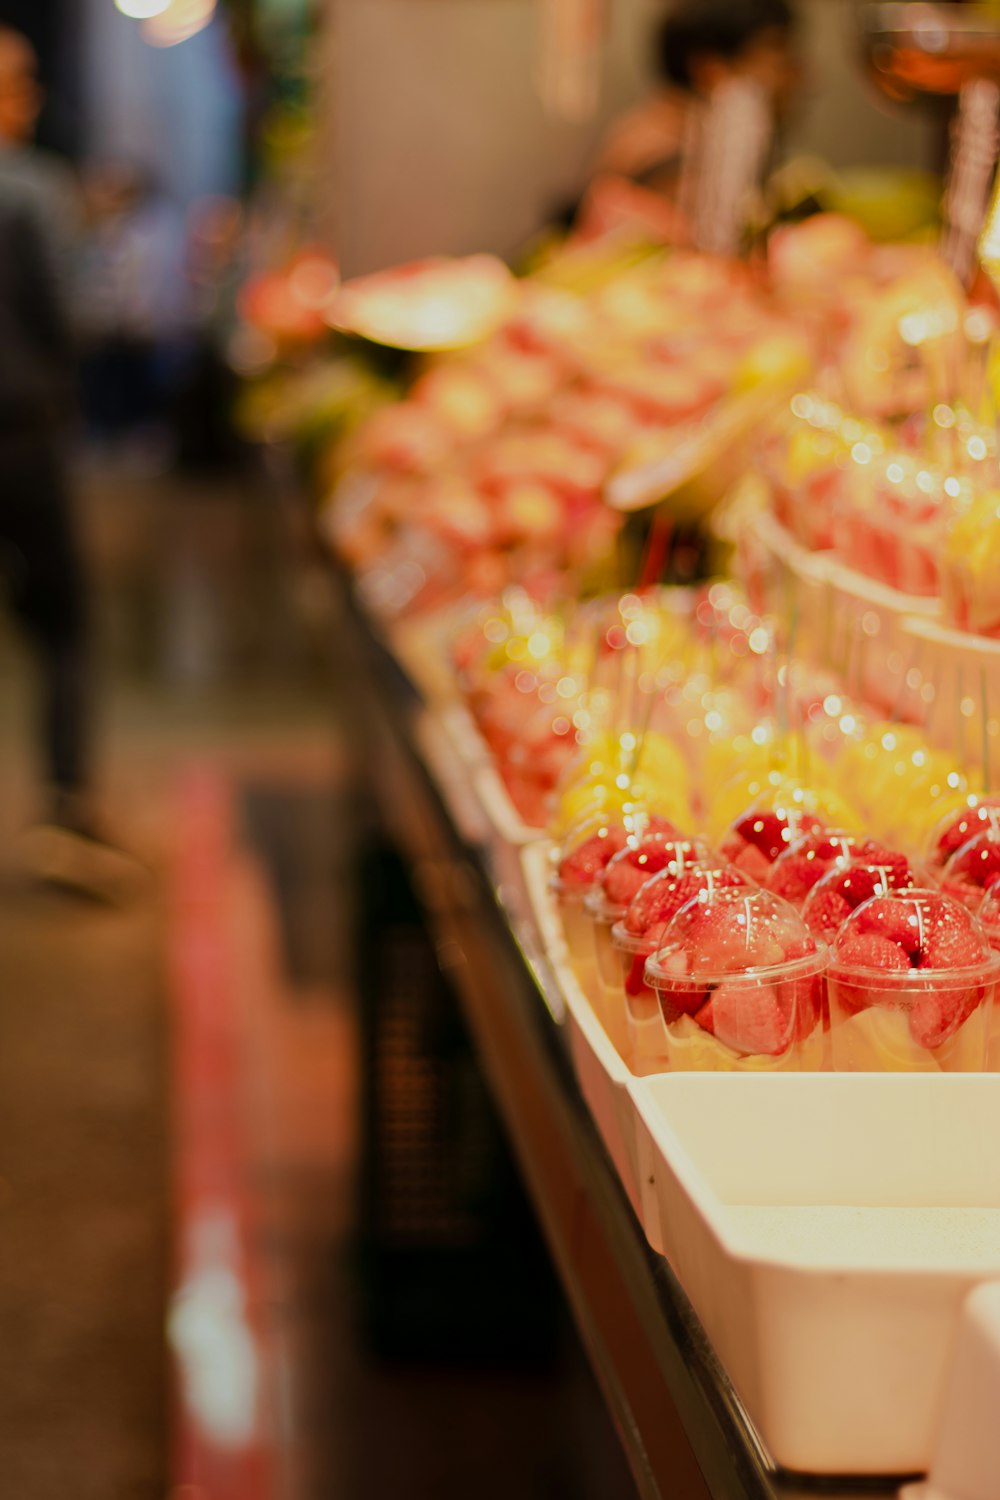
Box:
331, 563, 905, 1500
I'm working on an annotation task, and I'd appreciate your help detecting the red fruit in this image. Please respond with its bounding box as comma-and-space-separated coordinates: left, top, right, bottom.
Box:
909, 985, 983, 1050
836, 933, 911, 972
921, 908, 986, 970
695, 981, 795, 1057
933, 802, 1000, 865
805, 888, 851, 939
731, 811, 791, 862
624, 863, 746, 937
732, 844, 774, 882
602, 835, 699, 907
559, 826, 627, 887
767, 853, 819, 903
625, 953, 652, 998
852, 897, 923, 958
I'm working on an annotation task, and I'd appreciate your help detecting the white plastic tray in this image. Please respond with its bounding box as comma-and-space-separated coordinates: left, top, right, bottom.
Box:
521, 844, 652, 1232
629, 1071, 1000, 1476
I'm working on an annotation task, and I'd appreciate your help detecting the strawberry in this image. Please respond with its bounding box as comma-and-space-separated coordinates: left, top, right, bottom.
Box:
909, 984, 983, 1050
945, 837, 1000, 900
695, 981, 794, 1057
732, 844, 774, 882
558, 826, 627, 887
625, 953, 652, 998
836, 933, 911, 972
920, 908, 986, 969
602, 836, 700, 907
933, 802, 1000, 866
804, 888, 851, 939
729, 810, 791, 862
767, 853, 820, 903
852, 896, 923, 958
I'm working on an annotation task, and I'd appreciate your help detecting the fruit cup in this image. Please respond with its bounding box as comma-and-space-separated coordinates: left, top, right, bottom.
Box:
643, 887, 828, 1073
551, 809, 632, 994
826, 889, 1000, 1072
927, 797, 1000, 871
585, 834, 710, 1058
610, 861, 754, 1073
721, 803, 826, 882
802, 854, 918, 942
766, 829, 890, 909
941, 830, 1000, 913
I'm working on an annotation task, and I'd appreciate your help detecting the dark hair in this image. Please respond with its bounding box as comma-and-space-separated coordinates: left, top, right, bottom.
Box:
657, 0, 795, 90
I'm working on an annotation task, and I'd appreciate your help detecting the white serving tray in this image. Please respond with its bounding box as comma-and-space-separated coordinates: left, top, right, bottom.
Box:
521, 844, 654, 1234
629, 1071, 1000, 1476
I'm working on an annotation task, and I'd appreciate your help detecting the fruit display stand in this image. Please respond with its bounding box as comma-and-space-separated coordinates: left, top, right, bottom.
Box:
330, 556, 927, 1500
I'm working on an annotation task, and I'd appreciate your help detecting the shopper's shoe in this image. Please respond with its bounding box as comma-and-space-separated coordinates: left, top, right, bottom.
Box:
18, 820, 152, 905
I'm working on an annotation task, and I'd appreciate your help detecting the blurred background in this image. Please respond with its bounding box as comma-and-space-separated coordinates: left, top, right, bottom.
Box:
0, 2, 953, 1498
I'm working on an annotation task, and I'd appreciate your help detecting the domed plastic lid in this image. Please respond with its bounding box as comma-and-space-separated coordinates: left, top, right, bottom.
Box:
550, 807, 635, 898
720, 802, 826, 880
941, 830, 1000, 911
802, 855, 916, 941
612, 859, 753, 953
979, 880, 1000, 948
644, 886, 823, 988
830, 888, 995, 980
928, 798, 1000, 869
766, 829, 877, 906
587, 832, 710, 923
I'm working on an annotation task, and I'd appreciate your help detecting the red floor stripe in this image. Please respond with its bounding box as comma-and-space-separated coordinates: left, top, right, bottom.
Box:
167, 766, 273, 1500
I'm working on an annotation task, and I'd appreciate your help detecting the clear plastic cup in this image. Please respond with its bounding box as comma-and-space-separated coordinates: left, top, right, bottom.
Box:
643, 886, 827, 1073
609, 861, 754, 1073
802, 855, 918, 943
551, 808, 635, 990
826, 889, 1000, 1072
720, 802, 826, 882
585, 836, 711, 1059
940, 830, 1000, 913
927, 797, 1000, 872
979, 882, 1000, 951
766, 829, 880, 909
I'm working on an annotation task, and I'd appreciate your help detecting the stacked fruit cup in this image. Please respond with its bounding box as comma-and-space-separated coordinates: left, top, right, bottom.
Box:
643, 886, 828, 1072
551, 808, 633, 993
610, 861, 755, 1074
585, 833, 710, 1057
720, 803, 827, 882
825, 889, 1000, 1072
940, 830, 1000, 913
927, 799, 1000, 873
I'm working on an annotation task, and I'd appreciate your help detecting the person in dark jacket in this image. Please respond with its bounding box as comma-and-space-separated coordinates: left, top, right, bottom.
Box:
0, 28, 139, 895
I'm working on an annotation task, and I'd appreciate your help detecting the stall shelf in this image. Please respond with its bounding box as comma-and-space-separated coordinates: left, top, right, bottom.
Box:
330, 563, 906, 1500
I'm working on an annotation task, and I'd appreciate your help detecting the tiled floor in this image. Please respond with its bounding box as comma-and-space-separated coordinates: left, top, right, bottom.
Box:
0, 457, 638, 1499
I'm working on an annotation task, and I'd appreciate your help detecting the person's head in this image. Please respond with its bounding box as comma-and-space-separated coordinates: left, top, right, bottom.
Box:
657, 0, 799, 108
0, 27, 41, 145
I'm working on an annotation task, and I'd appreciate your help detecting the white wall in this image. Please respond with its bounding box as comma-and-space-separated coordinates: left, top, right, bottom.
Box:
328, 0, 940, 276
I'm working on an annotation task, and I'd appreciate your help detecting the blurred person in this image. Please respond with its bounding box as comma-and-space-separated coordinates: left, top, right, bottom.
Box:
79, 160, 192, 468
0, 27, 140, 898
576, 0, 800, 243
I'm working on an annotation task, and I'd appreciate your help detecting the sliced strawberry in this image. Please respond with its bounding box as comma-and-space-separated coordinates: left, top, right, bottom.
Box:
625, 953, 652, 998
695, 981, 794, 1057
909, 984, 984, 1050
